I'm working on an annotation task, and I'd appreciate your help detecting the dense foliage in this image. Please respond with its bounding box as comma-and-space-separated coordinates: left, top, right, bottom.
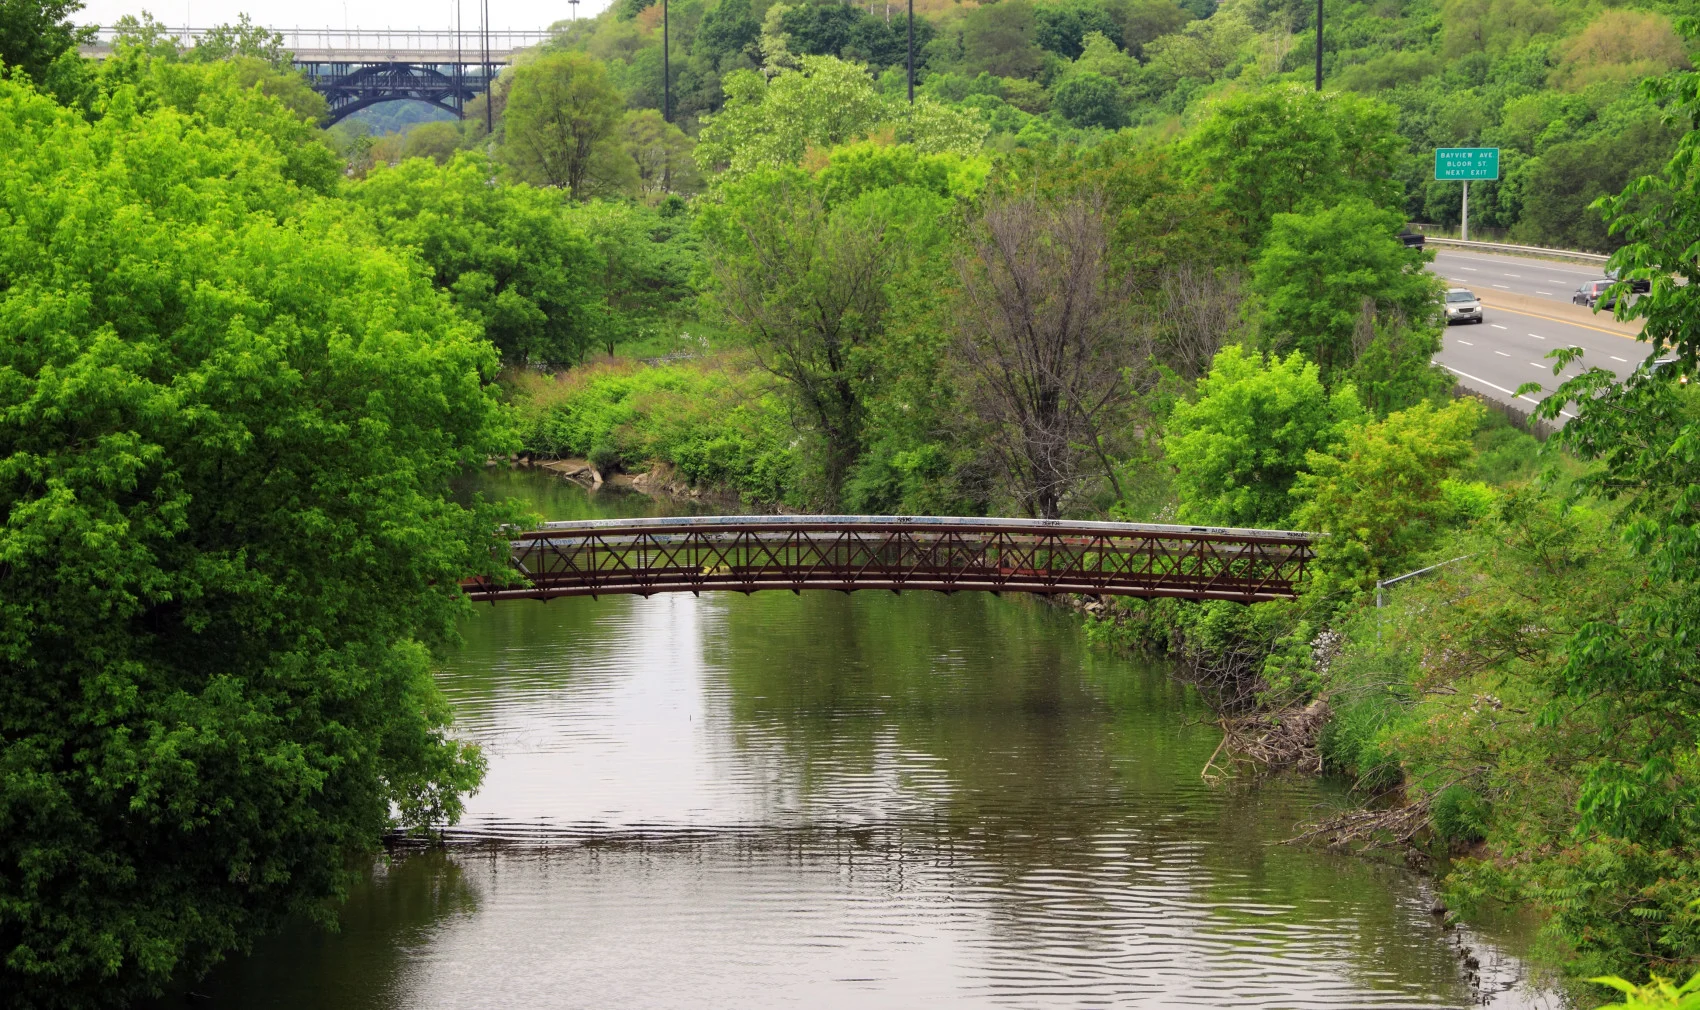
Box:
0, 67, 512, 1006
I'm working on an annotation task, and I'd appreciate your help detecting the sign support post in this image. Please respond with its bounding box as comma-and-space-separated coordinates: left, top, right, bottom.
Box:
1462, 180, 1468, 241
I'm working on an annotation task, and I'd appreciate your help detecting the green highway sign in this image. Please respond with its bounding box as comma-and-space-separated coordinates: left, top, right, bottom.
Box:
1435, 147, 1500, 181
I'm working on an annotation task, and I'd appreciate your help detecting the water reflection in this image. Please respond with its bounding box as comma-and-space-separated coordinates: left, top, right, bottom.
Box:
184, 473, 1570, 1009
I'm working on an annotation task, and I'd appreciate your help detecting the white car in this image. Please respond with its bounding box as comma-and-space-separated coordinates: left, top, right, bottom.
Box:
1444, 288, 1482, 325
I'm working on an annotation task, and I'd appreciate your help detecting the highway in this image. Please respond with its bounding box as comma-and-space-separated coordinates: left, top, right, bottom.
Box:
1425, 248, 1655, 418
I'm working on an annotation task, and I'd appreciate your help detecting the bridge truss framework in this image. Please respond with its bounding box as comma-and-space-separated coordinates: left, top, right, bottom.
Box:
462, 516, 1317, 605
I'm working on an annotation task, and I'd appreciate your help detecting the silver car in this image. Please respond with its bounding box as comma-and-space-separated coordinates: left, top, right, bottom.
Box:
1444, 287, 1482, 325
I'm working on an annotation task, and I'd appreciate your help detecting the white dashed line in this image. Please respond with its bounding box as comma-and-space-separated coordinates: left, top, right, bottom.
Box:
1457, 340, 1474, 346
1536, 290, 1554, 295
1611, 355, 1628, 362
1461, 267, 1479, 271
1528, 333, 1546, 340
1495, 351, 1511, 357
1493, 284, 1511, 289
1531, 362, 1546, 369
1504, 273, 1522, 278
1548, 279, 1569, 284
1490, 324, 1507, 330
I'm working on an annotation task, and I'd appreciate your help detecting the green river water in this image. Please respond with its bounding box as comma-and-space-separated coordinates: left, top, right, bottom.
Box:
178, 469, 1575, 1009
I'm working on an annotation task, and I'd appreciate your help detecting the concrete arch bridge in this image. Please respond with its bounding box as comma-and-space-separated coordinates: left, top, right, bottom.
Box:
462, 516, 1316, 605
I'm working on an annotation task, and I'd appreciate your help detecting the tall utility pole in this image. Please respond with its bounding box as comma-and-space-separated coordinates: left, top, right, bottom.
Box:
662, 0, 671, 122
454, 0, 463, 119
482, 0, 491, 134
1314, 0, 1323, 90
906, 0, 914, 103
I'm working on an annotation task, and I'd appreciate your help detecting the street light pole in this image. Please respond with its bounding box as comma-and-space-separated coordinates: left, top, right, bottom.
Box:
906, 0, 914, 104
1314, 0, 1323, 90
482, 0, 491, 135
663, 0, 671, 123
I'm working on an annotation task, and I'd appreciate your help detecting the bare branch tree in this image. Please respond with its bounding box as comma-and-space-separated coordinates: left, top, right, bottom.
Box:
1153, 265, 1243, 381
953, 190, 1141, 519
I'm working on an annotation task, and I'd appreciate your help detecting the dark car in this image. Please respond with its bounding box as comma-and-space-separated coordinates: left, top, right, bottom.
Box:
1606, 268, 1652, 294
1399, 226, 1426, 249
1574, 279, 1620, 310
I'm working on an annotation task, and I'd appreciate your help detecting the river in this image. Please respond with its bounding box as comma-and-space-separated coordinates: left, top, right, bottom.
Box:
182, 469, 1574, 1009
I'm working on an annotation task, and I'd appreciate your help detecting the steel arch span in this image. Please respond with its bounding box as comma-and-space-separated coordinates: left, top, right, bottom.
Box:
462, 515, 1317, 604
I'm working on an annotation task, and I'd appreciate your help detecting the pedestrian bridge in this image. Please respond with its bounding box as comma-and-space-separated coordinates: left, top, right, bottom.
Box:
462, 516, 1316, 605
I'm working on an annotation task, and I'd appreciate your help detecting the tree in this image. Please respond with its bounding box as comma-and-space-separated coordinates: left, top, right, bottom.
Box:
1119, 0, 1191, 58
622, 107, 702, 198
1164, 345, 1364, 528
190, 14, 291, 69
0, 75, 507, 1007
351, 151, 604, 368
502, 51, 628, 198
1250, 197, 1442, 378
1290, 398, 1483, 592
694, 56, 986, 177
1184, 84, 1405, 250
0, 0, 92, 83
1550, 10, 1689, 92
697, 151, 958, 503
401, 120, 464, 163
1033, 0, 1125, 60
1052, 70, 1128, 129
953, 189, 1140, 519
961, 0, 1046, 79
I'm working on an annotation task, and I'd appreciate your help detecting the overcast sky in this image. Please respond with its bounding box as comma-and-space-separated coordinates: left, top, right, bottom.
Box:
76, 0, 612, 32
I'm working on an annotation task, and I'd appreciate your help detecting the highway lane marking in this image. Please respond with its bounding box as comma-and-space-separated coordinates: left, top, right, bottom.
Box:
1531, 362, 1546, 369
1457, 340, 1474, 346
1491, 324, 1507, 329
1493, 283, 1511, 288
1442, 365, 1577, 419
1529, 333, 1546, 340
1611, 355, 1628, 362
1537, 290, 1554, 295
1505, 273, 1522, 278
1495, 351, 1511, 357
1460, 267, 1479, 271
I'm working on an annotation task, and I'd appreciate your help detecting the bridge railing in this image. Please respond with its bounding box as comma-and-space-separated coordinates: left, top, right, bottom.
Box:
86, 26, 554, 51
462, 516, 1317, 604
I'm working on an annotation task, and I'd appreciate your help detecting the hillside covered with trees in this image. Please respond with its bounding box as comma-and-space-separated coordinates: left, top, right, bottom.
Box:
5, 0, 1700, 1005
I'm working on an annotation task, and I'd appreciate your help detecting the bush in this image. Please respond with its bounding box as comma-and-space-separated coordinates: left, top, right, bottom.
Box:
510, 359, 798, 504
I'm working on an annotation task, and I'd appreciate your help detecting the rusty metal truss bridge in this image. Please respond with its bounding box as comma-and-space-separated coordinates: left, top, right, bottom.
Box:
461, 516, 1316, 605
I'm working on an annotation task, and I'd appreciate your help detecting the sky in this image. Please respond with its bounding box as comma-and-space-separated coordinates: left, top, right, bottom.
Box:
75, 0, 613, 32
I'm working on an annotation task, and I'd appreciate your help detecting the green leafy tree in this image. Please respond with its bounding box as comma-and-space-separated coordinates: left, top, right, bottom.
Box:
1052, 70, 1128, 129
1291, 397, 1483, 592
1164, 345, 1364, 528
961, 0, 1046, 79
401, 119, 465, 163
0, 75, 509, 1007
0, 0, 91, 84
622, 107, 702, 198
697, 147, 960, 503
350, 151, 604, 367
1250, 197, 1442, 378
502, 50, 629, 198
1184, 84, 1405, 249
695, 56, 986, 177
190, 14, 291, 69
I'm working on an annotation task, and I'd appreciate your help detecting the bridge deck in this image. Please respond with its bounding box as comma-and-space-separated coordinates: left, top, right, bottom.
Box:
462, 516, 1316, 604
